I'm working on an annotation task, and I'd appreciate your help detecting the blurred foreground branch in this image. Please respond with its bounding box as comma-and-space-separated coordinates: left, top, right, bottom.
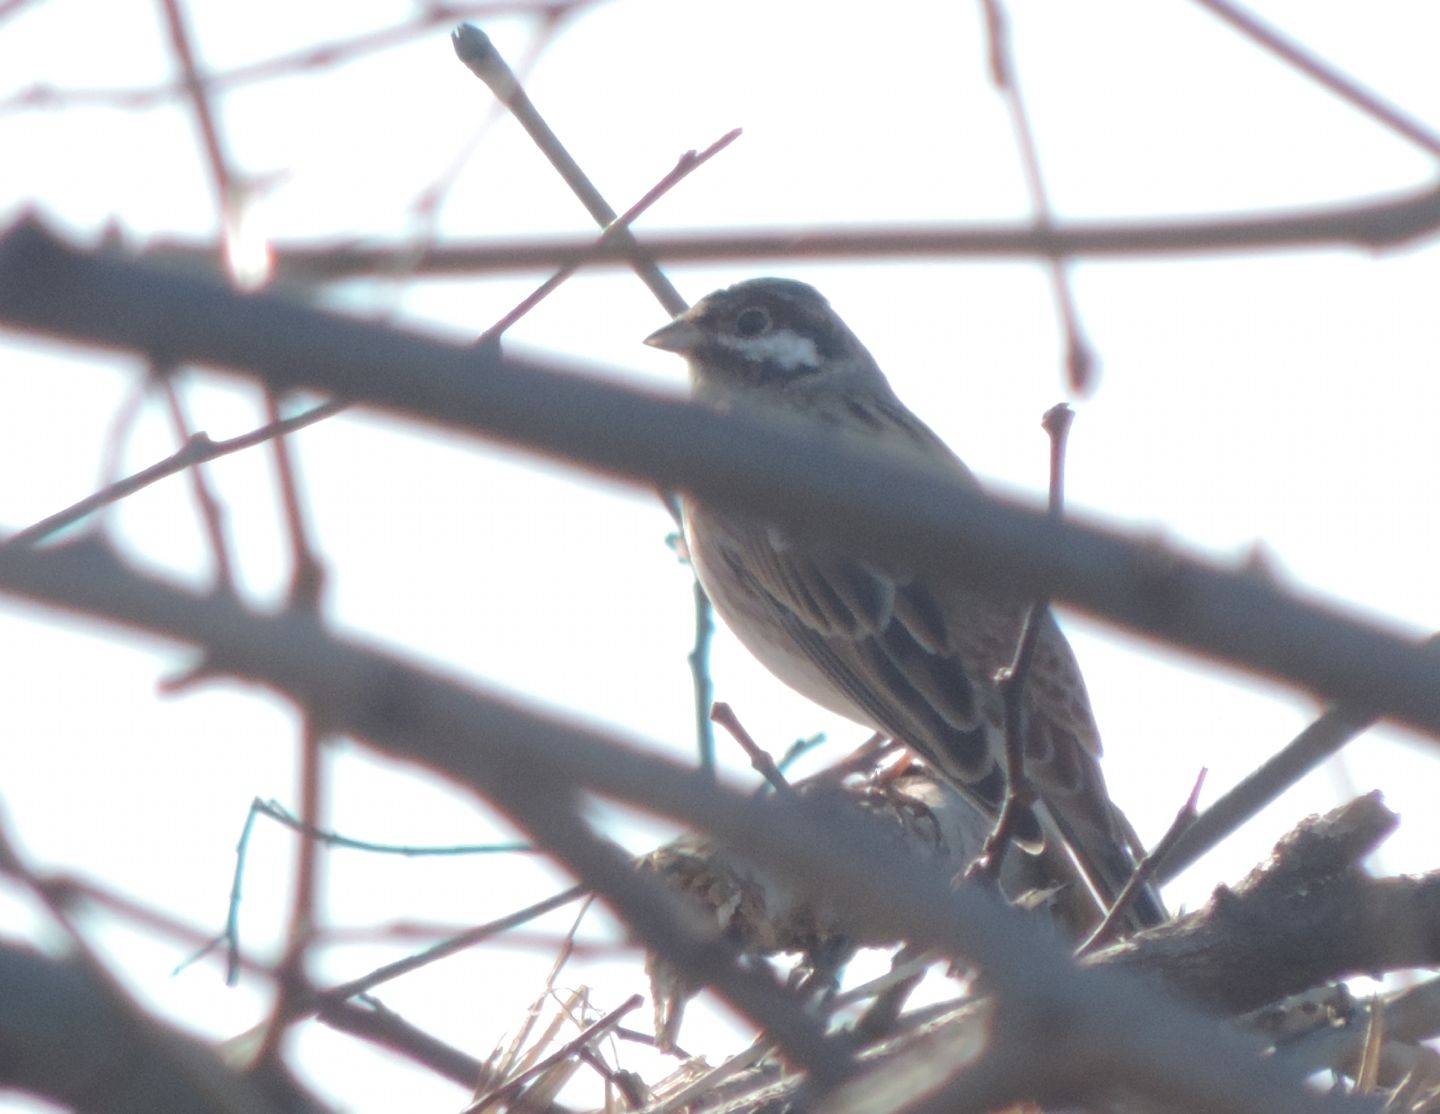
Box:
0, 537, 1372, 1114
0, 942, 331, 1114
1, 219, 1439, 743
641, 790, 1437, 1112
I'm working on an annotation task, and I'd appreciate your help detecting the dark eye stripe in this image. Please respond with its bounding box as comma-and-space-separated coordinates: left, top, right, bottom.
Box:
735, 307, 769, 336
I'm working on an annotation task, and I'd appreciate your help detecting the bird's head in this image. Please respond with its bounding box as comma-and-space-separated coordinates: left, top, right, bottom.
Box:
645, 278, 887, 405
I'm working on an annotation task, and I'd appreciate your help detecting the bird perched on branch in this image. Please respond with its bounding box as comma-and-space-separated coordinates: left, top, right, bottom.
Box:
645, 277, 1164, 931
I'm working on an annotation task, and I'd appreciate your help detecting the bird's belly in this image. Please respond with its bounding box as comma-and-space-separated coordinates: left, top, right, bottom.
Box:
684, 509, 875, 730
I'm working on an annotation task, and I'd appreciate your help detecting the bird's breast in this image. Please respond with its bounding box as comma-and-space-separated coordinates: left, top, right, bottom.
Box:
683, 502, 877, 728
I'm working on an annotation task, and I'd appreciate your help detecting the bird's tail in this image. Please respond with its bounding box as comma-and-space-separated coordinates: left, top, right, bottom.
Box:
1036, 797, 1168, 933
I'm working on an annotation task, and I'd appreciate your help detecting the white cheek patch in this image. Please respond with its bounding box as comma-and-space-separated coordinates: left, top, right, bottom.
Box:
718, 331, 820, 372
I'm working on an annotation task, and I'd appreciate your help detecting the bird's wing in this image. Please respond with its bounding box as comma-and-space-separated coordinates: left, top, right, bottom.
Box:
699, 515, 1030, 831
699, 511, 1162, 922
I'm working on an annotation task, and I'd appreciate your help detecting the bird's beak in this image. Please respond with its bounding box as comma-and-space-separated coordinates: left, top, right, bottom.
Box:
644, 316, 704, 354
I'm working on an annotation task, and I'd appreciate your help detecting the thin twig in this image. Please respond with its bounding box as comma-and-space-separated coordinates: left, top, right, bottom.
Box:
690, 577, 717, 780
1078, 768, 1206, 955
386, 6, 578, 285
974, 603, 1043, 878
759, 732, 885, 799
775, 732, 831, 775
17, 871, 284, 987
156, 372, 237, 593
1154, 703, 1378, 884
976, 405, 1073, 882
1191, 0, 1440, 160
0, 3, 604, 115
495, 983, 583, 1092
836, 946, 941, 1011
451, 23, 688, 317
215, 183, 1440, 281
1156, 641, 1438, 890
711, 701, 794, 795
546, 895, 597, 997
980, 0, 1094, 393
307, 887, 588, 1013
180, 793, 568, 995
262, 390, 326, 608
212, 893, 607, 1081
463, 994, 644, 1113
452, 25, 731, 776
7, 400, 346, 548
220, 794, 261, 985
851, 943, 937, 1043
253, 715, 327, 1065
12, 35, 731, 562
253, 797, 536, 856
158, 0, 238, 231
302, 9, 579, 388
6, 123, 735, 551
478, 127, 741, 345
1040, 403, 1073, 517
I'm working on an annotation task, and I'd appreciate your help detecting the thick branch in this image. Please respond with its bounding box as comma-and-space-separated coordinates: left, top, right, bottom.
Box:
647, 797, 1434, 1114
1102, 794, 1440, 1014
0, 541, 1369, 1114
0, 943, 330, 1114
1, 219, 1438, 744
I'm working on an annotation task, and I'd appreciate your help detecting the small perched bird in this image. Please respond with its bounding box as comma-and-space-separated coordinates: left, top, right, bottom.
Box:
645, 277, 1164, 929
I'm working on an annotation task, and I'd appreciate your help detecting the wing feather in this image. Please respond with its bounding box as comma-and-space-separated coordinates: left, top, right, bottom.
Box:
703, 516, 1044, 843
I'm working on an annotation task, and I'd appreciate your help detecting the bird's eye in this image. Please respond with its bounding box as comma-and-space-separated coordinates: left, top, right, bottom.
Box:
735, 307, 770, 337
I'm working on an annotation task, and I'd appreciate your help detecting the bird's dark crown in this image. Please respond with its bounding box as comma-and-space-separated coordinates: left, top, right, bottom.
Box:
691, 278, 852, 361
655, 277, 865, 390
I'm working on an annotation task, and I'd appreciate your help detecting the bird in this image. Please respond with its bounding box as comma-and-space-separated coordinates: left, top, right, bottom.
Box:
644, 277, 1165, 931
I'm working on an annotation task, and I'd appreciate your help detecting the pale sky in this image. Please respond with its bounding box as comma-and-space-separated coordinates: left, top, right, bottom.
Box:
2, 2, 1439, 1110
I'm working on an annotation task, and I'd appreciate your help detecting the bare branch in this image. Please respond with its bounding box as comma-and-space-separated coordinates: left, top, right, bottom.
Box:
0, 942, 332, 1114
979, 0, 1095, 392
452, 23, 690, 317
133, 184, 1440, 280
0, 3, 602, 114
0, 539, 1375, 1113
1102, 794, 1439, 1015
1156, 702, 1383, 883
1191, 0, 1440, 159
4, 221, 1440, 747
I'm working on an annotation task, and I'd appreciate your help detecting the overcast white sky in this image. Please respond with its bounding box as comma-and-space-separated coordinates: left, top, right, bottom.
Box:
2, 2, 1440, 1110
